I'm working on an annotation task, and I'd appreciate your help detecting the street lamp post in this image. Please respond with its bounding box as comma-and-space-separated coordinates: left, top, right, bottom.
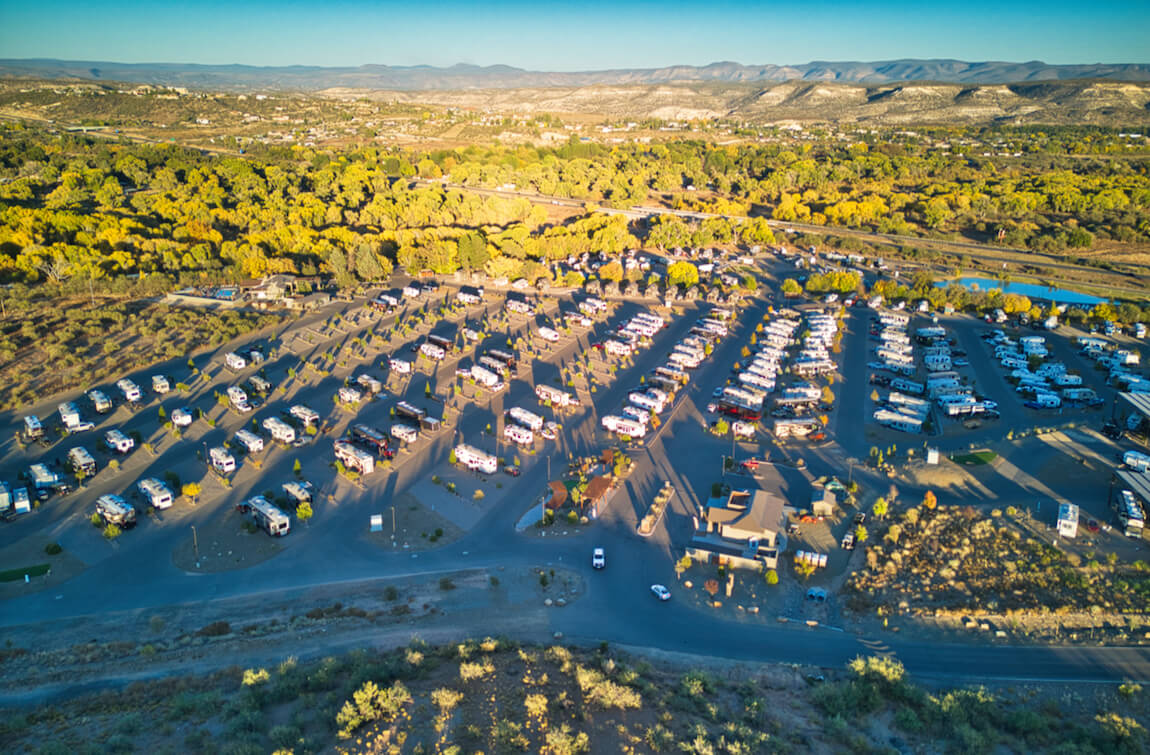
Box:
191, 525, 199, 565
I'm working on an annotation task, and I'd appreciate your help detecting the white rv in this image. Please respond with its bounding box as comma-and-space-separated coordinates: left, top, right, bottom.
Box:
621, 405, 652, 425
507, 407, 544, 431
337, 386, 363, 405
334, 439, 375, 474
283, 481, 313, 505
538, 326, 560, 342
152, 375, 171, 394
504, 424, 534, 446
227, 385, 251, 412
601, 415, 647, 438
389, 358, 413, 375
536, 384, 579, 407
471, 364, 502, 389
116, 379, 141, 403
23, 415, 43, 441
455, 444, 497, 474
68, 446, 97, 476
628, 391, 665, 413
137, 478, 174, 510
390, 424, 418, 445
171, 408, 193, 427
263, 417, 296, 444
235, 429, 265, 453
224, 352, 247, 371
356, 374, 383, 395
209, 446, 236, 474
104, 429, 134, 454
96, 494, 136, 527
89, 390, 113, 413
246, 496, 291, 537
419, 342, 446, 361
289, 405, 320, 426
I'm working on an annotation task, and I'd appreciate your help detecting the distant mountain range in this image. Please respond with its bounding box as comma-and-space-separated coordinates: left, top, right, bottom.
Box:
1, 58, 1149, 91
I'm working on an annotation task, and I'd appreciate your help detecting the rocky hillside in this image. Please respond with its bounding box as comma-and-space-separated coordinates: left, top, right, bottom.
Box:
2, 57, 1149, 91
328, 79, 1150, 126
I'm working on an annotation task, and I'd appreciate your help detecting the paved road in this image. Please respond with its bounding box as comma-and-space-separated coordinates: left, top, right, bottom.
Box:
3, 281, 1150, 690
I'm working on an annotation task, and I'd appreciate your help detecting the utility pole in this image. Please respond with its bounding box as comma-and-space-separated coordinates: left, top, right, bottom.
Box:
191, 525, 199, 565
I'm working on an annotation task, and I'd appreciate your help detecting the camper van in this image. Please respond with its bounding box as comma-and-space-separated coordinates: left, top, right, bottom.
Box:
96, 494, 136, 527
104, 429, 134, 454
137, 478, 174, 510
245, 496, 291, 537
116, 379, 141, 403
235, 429, 265, 454
89, 390, 112, 414
334, 440, 376, 474
68, 447, 97, 476
209, 446, 236, 474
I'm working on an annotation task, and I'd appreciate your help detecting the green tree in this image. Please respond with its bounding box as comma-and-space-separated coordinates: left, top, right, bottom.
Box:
297, 500, 313, 522
667, 260, 699, 288
182, 482, 201, 504
781, 278, 803, 297
873, 497, 888, 520
764, 569, 779, 586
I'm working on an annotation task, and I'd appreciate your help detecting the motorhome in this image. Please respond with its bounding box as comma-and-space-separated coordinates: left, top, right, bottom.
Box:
536, 384, 579, 407
235, 429, 265, 453
22, 415, 43, 441
507, 407, 544, 431
390, 424, 419, 444
394, 401, 427, 425
350, 424, 394, 459
503, 424, 534, 446
1115, 490, 1145, 538
104, 429, 134, 454
116, 379, 141, 403
225, 352, 247, 371
68, 447, 97, 476
289, 405, 320, 427
227, 385, 251, 412
478, 356, 510, 376
89, 390, 112, 414
209, 446, 236, 474
455, 444, 497, 474
152, 375, 171, 394
96, 494, 136, 527
601, 415, 647, 438
137, 478, 173, 510
246, 496, 291, 537
389, 357, 413, 375
604, 340, 632, 357
334, 439, 375, 474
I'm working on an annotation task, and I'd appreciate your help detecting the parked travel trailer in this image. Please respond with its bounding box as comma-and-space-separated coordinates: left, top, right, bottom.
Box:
471, 364, 503, 389
152, 375, 171, 395
248, 375, 272, 394
419, 342, 446, 361
89, 390, 112, 414
171, 408, 192, 427
137, 478, 173, 510
283, 481, 313, 505
621, 405, 652, 425
628, 391, 665, 413
536, 384, 579, 407
209, 446, 236, 474
356, 374, 383, 395
28, 463, 71, 496
538, 326, 560, 342
104, 429, 134, 454
245, 496, 291, 537
604, 340, 632, 357
457, 286, 484, 305
235, 429, 265, 453
1124, 450, 1150, 473
227, 385, 250, 412
507, 407, 544, 431
225, 352, 247, 371
116, 379, 141, 403
68, 447, 97, 476
337, 386, 363, 405
601, 415, 647, 438
873, 409, 923, 434
334, 440, 375, 474
390, 424, 419, 444
289, 405, 320, 426
455, 444, 497, 474
389, 358, 413, 375
96, 494, 136, 527
503, 424, 534, 446
59, 402, 92, 431
732, 421, 756, 439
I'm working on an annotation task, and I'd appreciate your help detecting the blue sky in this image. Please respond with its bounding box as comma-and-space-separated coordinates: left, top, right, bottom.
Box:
1, 0, 1147, 69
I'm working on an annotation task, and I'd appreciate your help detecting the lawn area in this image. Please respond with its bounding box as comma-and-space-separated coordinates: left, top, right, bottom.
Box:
0, 563, 50, 582
950, 450, 998, 466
